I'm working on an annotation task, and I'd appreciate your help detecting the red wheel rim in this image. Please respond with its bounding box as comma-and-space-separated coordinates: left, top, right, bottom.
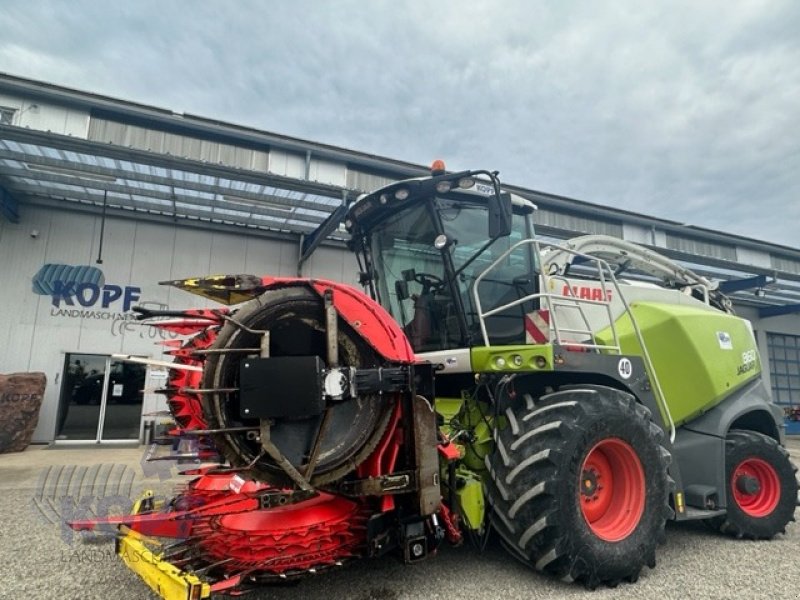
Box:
579, 438, 646, 542
731, 458, 780, 517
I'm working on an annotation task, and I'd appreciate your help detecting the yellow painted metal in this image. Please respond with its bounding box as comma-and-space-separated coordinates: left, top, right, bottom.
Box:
160, 274, 261, 305
131, 489, 159, 513
117, 528, 211, 600
115, 490, 211, 600
675, 491, 685, 514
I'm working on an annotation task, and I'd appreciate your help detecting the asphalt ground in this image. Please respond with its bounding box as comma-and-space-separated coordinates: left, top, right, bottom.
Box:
0, 440, 798, 600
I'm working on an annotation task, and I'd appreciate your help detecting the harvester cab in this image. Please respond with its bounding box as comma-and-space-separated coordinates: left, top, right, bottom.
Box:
344, 165, 539, 354
340, 161, 796, 581
69, 163, 798, 599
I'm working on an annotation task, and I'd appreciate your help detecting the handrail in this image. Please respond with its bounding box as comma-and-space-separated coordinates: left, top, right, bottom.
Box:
472, 238, 676, 443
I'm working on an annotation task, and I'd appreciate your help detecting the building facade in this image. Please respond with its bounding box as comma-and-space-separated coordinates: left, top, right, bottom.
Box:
1, 73, 798, 444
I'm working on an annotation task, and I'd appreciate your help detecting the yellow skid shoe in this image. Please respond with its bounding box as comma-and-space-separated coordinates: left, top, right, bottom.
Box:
115, 491, 211, 600
117, 527, 210, 600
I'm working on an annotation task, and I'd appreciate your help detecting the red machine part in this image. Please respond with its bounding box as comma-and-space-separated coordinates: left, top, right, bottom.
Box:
439, 502, 463, 545
68, 472, 268, 538
257, 277, 415, 363
171, 471, 270, 510
194, 493, 367, 575
731, 458, 781, 517
579, 438, 646, 542
356, 400, 404, 513
70, 476, 372, 586
152, 279, 414, 433
75, 283, 422, 592
189, 401, 406, 581
160, 277, 414, 362
152, 311, 227, 431
70, 391, 409, 587
163, 331, 216, 431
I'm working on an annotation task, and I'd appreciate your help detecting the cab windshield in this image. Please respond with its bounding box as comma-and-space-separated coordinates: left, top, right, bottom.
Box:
369, 196, 538, 352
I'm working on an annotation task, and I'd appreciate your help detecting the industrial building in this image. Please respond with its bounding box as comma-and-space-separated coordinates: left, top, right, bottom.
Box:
0, 72, 798, 445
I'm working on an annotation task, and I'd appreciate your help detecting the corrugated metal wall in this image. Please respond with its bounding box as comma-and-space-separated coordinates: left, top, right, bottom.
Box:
665, 232, 737, 261
771, 254, 800, 276
0, 93, 89, 136
535, 208, 623, 237
0, 205, 359, 442
88, 117, 269, 172
88, 119, 351, 188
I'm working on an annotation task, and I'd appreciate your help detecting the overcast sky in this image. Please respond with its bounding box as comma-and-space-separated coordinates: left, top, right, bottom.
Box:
1, 1, 798, 248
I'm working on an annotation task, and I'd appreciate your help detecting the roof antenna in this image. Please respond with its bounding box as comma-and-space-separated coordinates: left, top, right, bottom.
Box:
96, 189, 107, 264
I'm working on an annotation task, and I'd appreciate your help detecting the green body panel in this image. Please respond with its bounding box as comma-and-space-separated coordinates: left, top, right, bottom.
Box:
470, 344, 554, 373
454, 466, 485, 531
460, 399, 495, 472
434, 397, 464, 428
595, 302, 761, 427
435, 395, 492, 529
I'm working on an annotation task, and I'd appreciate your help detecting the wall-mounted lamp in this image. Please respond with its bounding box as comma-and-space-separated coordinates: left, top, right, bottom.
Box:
18, 103, 39, 118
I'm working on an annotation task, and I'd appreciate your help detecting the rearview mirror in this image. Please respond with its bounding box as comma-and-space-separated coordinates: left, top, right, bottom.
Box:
488, 191, 512, 238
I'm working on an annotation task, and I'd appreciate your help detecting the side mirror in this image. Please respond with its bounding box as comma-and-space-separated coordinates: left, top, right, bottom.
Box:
488, 191, 513, 239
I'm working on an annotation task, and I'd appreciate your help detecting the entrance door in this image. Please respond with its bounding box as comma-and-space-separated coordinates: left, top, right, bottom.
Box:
56, 353, 146, 443
100, 359, 147, 440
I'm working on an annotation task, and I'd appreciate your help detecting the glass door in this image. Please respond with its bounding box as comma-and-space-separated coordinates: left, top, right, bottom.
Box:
100, 359, 147, 440
56, 353, 146, 443
56, 353, 107, 441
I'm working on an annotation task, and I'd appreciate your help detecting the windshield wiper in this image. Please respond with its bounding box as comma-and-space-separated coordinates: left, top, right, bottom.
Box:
452, 236, 498, 280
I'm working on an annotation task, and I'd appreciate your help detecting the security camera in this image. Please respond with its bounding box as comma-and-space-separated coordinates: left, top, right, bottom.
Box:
30, 229, 39, 238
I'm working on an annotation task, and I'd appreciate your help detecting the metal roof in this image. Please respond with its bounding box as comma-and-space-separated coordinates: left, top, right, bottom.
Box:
0, 125, 353, 239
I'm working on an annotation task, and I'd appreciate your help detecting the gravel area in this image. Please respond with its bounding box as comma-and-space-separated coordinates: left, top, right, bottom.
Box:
0, 439, 798, 600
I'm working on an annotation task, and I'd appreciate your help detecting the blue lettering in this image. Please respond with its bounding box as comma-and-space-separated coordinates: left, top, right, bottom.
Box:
47, 279, 141, 312
50, 280, 76, 308
123, 287, 141, 312
75, 283, 100, 307
102, 285, 122, 308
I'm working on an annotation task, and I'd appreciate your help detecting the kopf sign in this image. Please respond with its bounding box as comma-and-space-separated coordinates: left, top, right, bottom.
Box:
49, 280, 141, 312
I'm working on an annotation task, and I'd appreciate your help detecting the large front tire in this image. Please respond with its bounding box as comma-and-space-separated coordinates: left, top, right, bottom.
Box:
709, 429, 798, 539
486, 385, 672, 588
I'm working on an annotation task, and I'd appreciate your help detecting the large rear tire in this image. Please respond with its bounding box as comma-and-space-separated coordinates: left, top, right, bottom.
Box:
486, 385, 672, 588
709, 429, 798, 539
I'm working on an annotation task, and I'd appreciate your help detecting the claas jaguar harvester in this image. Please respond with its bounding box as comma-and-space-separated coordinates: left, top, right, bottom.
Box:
70, 162, 798, 599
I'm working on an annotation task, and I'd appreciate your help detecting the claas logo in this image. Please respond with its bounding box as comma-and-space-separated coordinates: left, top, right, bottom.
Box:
560, 284, 613, 302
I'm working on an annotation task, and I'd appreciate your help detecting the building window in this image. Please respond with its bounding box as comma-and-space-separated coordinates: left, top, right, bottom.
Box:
767, 333, 800, 407
0, 106, 15, 125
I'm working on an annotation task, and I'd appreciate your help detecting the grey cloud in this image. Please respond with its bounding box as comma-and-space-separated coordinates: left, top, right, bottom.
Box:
0, 0, 798, 247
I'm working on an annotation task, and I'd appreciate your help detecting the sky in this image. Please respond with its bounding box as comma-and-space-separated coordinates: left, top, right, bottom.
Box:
1, 0, 798, 248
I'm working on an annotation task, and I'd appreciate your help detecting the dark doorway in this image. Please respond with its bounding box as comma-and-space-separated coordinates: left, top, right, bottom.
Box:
56, 353, 145, 442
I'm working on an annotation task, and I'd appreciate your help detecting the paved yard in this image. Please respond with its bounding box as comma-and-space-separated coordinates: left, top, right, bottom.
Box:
0, 439, 798, 600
